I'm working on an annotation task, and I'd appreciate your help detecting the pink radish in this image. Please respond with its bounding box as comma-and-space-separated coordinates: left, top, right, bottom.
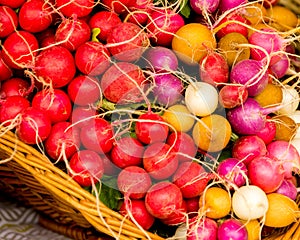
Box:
218, 0, 247, 12
254, 116, 276, 145
45, 121, 81, 161
145, 181, 183, 219
0, 5, 18, 38
16, 107, 52, 145
117, 166, 152, 199
143, 142, 178, 180
217, 218, 248, 240
187, 216, 218, 240
122, 0, 153, 25
55, 0, 94, 18
68, 150, 104, 187
190, 0, 220, 14
275, 179, 298, 200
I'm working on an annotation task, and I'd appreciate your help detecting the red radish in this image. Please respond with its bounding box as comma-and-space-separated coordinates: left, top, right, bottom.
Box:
135, 111, 169, 145
152, 73, 184, 106
0, 96, 30, 126
71, 106, 97, 128
88, 11, 122, 42
217, 157, 247, 187
16, 107, 52, 145
232, 135, 267, 165
215, 13, 249, 39
0, 0, 25, 8
102, 154, 119, 175
68, 150, 104, 187
2, 31, 39, 69
80, 117, 114, 154
145, 181, 183, 219
100, 62, 147, 104
55, 0, 94, 18
106, 22, 149, 62
254, 116, 276, 145
119, 199, 155, 230
18, 0, 53, 33
0, 5, 18, 38
34, 45, 76, 88
267, 140, 300, 178
249, 28, 284, 61
32, 88, 72, 124
55, 18, 91, 51
230, 59, 269, 97
217, 219, 248, 240
117, 166, 152, 199
166, 132, 197, 162
146, 9, 185, 47
248, 155, 284, 193
145, 46, 178, 72
219, 85, 248, 109
199, 51, 229, 87
0, 78, 31, 99
45, 121, 81, 161
172, 162, 212, 198
102, 0, 134, 14
67, 75, 101, 106
187, 217, 218, 240
161, 200, 187, 226
185, 197, 200, 217
275, 179, 298, 200
190, 0, 220, 14
143, 142, 178, 180
123, 0, 153, 25
75, 41, 111, 76
110, 137, 145, 168
226, 98, 279, 135
36, 28, 56, 48
0, 51, 12, 81
218, 0, 246, 12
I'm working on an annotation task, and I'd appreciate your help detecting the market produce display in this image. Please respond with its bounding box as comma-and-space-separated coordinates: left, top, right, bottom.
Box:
0, 0, 299, 239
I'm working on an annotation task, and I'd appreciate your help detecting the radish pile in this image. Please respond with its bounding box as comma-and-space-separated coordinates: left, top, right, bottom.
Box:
0, 0, 300, 239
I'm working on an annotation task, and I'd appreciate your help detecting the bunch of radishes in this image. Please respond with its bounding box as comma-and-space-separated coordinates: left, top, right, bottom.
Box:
0, 0, 300, 239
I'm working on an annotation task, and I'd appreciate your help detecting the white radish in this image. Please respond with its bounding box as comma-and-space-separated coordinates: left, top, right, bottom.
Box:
277, 86, 299, 115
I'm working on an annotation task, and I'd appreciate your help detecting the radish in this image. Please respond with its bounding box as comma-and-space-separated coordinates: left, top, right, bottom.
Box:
0, 0, 25, 8
146, 9, 185, 47
232, 135, 267, 165
248, 155, 285, 193
185, 81, 219, 117
145, 181, 183, 219
172, 162, 212, 198
275, 179, 298, 200
269, 53, 290, 79
143, 142, 178, 180
199, 51, 229, 87
254, 116, 276, 145
218, 0, 247, 12
119, 199, 155, 230
186, 217, 218, 240
161, 200, 187, 226
122, 0, 153, 25
55, 0, 94, 18
106, 22, 149, 62
2, 30, 39, 69
88, 11, 122, 42
266, 140, 300, 178
34, 45, 76, 88
152, 73, 184, 106
55, 18, 91, 52
32, 88, 72, 124
16, 107, 52, 145
18, 0, 53, 33
68, 150, 104, 187
218, 85, 248, 109
0, 51, 12, 81
135, 111, 169, 145
190, 0, 220, 14
185, 197, 200, 218
71, 106, 97, 129
36, 28, 56, 48
0, 77, 31, 99
0, 5, 18, 38
110, 136, 145, 168
0, 96, 31, 126
166, 131, 197, 162
230, 59, 269, 97
80, 117, 114, 154
75, 41, 111, 76
67, 75, 101, 106
100, 62, 147, 104
232, 185, 269, 220
144, 46, 178, 72
217, 219, 248, 240
45, 121, 81, 161
216, 157, 248, 188
277, 86, 299, 115
102, 0, 134, 14
117, 166, 152, 199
